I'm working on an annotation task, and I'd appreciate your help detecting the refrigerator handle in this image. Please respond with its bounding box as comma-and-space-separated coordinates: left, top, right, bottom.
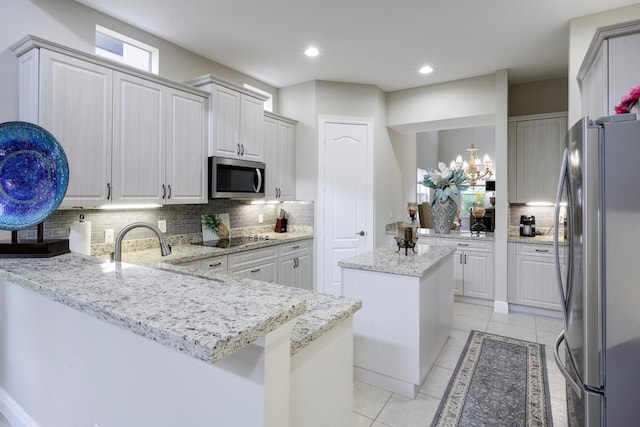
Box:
554, 147, 569, 315
554, 330, 583, 398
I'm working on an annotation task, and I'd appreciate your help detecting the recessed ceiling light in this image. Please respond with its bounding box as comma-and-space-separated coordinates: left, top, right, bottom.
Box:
419, 65, 434, 74
305, 47, 319, 57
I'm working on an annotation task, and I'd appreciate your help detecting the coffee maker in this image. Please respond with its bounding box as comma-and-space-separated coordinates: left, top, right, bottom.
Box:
519, 215, 536, 237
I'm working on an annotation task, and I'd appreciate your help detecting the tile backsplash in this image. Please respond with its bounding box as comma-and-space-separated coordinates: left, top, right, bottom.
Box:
18, 200, 314, 244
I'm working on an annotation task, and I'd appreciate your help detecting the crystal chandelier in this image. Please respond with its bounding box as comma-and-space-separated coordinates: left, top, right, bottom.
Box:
450, 144, 494, 187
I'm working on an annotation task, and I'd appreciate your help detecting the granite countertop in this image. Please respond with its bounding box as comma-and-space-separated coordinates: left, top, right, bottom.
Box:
338, 244, 456, 277
418, 229, 495, 241
116, 229, 315, 265
159, 262, 362, 355
94, 231, 362, 357
0, 254, 306, 364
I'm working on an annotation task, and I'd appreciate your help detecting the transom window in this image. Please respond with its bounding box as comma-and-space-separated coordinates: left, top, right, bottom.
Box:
95, 25, 159, 74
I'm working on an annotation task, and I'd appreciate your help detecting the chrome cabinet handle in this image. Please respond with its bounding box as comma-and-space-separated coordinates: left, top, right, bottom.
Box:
237, 144, 241, 155
459, 254, 463, 264
458, 243, 469, 247
241, 144, 245, 155
292, 245, 300, 249
535, 249, 549, 253
107, 182, 111, 200
167, 185, 172, 199
208, 261, 222, 268
162, 184, 166, 199
464, 254, 467, 264
251, 268, 260, 273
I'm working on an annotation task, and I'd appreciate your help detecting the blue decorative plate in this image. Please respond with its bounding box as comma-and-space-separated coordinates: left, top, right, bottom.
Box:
0, 122, 69, 231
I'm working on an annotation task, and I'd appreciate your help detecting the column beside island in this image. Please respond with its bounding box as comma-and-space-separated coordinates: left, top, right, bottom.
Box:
339, 243, 455, 398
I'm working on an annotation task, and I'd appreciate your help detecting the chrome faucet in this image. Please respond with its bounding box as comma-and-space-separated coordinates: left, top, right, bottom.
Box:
112, 222, 171, 262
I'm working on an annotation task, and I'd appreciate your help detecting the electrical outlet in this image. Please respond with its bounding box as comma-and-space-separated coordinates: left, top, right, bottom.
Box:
258, 214, 264, 224
104, 229, 114, 244
158, 220, 167, 233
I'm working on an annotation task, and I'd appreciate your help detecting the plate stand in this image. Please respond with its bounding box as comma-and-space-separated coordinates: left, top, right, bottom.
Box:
0, 223, 70, 258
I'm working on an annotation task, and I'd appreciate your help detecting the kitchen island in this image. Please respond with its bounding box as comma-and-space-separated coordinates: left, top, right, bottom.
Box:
0, 250, 360, 427
339, 244, 455, 398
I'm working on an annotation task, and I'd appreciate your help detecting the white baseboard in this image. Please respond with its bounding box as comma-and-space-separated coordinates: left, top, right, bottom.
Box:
354, 366, 419, 399
493, 300, 509, 314
0, 387, 39, 427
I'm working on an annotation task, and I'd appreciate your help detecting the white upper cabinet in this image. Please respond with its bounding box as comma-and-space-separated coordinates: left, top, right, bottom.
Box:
187, 75, 267, 161
30, 49, 113, 207
165, 90, 207, 204
12, 36, 208, 207
579, 21, 640, 118
112, 72, 165, 203
264, 112, 297, 200
508, 113, 567, 204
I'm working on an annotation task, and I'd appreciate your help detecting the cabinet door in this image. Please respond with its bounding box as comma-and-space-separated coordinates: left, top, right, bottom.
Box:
211, 84, 240, 158
239, 94, 264, 162
463, 250, 494, 300
165, 89, 207, 204
452, 249, 464, 295
608, 32, 640, 116
295, 251, 313, 291
515, 245, 562, 311
38, 50, 113, 206
263, 115, 279, 198
277, 256, 297, 287
277, 120, 296, 200
112, 72, 164, 204
515, 117, 566, 203
581, 40, 608, 119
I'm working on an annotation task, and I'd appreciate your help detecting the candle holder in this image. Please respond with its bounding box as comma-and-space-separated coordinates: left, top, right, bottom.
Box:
470, 203, 487, 235
395, 222, 418, 255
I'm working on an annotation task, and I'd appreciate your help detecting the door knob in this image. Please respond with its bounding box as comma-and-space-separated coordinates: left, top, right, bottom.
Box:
356, 231, 365, 236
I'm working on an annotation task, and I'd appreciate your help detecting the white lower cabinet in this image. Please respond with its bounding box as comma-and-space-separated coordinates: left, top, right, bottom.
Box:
509, 243, 565, 311
439, 239, 494, 300
228, 247, 278, 283
277, 240, 312, 290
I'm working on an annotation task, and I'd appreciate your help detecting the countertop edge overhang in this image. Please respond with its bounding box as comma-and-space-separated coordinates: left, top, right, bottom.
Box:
338, 245, 456, 277
0, 254, 308, 363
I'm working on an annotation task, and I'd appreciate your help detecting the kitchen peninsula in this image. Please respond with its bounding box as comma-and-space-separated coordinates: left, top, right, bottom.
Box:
0, 244, 360, 426
339, 243, 455, 398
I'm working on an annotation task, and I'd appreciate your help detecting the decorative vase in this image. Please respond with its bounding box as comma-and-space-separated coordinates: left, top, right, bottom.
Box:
431, 197, 457, 234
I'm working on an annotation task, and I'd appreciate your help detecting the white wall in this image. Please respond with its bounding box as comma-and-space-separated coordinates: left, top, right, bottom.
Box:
568, 3, 640, 126
386, 74, 496, 134
280, 81, 402, 248
436, 126, 496, 177
389, 129, 417, 211
0, 0, 278, 123
416, 131, 439, 171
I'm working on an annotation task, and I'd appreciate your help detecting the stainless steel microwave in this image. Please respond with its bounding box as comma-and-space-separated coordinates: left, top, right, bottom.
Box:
209, 157, 265, 199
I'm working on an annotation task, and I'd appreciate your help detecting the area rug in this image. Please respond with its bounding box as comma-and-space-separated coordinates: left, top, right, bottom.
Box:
431, 330, 553, 426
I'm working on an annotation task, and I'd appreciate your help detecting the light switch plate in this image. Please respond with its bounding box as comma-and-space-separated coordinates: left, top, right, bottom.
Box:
104, 229, 114, 244
258, 214, 264, 224
158, 220, 167, 233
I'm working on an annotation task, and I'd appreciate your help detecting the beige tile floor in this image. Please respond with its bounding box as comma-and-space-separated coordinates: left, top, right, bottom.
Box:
352, 301, 568, 427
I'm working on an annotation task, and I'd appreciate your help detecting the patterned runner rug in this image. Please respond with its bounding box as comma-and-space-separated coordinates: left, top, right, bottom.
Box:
431, 330, 553, 426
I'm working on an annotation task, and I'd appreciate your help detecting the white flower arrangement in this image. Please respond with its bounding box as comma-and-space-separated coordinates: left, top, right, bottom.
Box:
422, 162, 469, 203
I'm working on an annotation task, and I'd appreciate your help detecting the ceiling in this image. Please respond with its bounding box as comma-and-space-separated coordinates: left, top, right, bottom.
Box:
74, 0, 638, 92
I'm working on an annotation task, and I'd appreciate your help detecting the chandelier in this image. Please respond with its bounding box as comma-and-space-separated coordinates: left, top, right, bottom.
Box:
450, 144, 494, 187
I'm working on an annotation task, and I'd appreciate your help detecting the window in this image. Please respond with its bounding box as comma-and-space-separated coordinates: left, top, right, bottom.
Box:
460, 186, 486, 218
244, 84, 273, 112
416, 168, 430, 204
95, 25, 159, 74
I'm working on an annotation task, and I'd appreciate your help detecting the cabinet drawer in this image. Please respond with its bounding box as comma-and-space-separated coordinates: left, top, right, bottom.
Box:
278, 239, 312, 256
228, 247, 278, 268
517, 243, 563, 257
199, 256, 228, 272
439, 239, 493, 252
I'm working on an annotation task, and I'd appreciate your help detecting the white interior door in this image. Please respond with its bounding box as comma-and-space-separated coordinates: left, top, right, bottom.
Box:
318, 116, 373, 296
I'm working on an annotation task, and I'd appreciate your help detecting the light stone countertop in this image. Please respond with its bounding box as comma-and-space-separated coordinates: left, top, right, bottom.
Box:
338, 244, 456, 277
416, 228, 495, 241
93, 231, 362, 356
0, 254, 307, 364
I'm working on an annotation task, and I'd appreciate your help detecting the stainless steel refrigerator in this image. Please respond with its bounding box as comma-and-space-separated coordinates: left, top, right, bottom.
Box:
553, 114, 640, 426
